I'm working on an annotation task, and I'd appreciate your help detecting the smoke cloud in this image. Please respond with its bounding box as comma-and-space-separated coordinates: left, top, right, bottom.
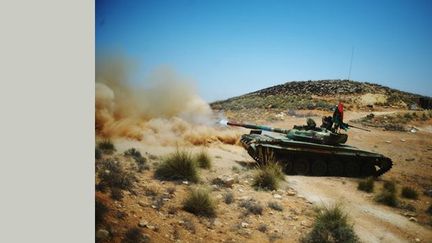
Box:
95, 55, 240, 146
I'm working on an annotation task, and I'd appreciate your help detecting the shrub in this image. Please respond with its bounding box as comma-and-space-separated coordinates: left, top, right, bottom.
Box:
95, 198, 108, 225
357, 177, 374, 193
111, 187, 123, 200
123, 227, 149, 243
383, 181, 396, 193
155, 150, 199, 183
124, 148, 148, 172
195, 151, 212, 169
258, 224, 268, 233
401, 187, 418, 199
183, 187, 216, 217
99, 159, 136, 190
252, 163, 284, 191
375, 191, 398, 207
98, 140, 116, 154
124, 148, 142, 158
95, 147, 102, 160
239, 199, 263, 215
224, 192, 234, 204
302, 205, 359, 243
268, 201, 284, 211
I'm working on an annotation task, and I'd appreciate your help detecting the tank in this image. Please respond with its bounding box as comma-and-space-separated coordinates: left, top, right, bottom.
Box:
227, 121, 393, 177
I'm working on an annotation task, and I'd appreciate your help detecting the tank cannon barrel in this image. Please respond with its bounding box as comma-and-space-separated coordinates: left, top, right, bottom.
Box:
227, 121, 290, 134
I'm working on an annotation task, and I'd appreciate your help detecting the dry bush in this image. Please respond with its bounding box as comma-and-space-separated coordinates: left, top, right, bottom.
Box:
111, 187, 123, 200
183, 187, 216, 217
98, 159, 136, 190
383, 181, 396, 193
124, 148, 148, 172
195, 150, 212, 169
239, 199, 263, 215
268, 201, 284, 211
258, 223, 268, 233
95, 197, 108, 226
95, 147, 102, 160
302, 204, 359, 243
224, 192, 234, 204
357, 177, 374, 193
375, 181, 398, 207
253, 163, 284, 191
401, 186, 418, 200
155, 150, 199, 183
122, 227, 149, 243
98, 140, 116, 154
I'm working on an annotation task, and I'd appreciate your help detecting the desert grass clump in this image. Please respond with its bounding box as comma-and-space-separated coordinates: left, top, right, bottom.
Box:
252, 163, 284, 191
302, 205, 359, 243
357, 177, 375, 193
383, 181, 396, 193
123, 227, 149, 243
183, 187, 216, 217
98, 140, 116, 154
268, 201, 284, 211
95, 147, 102, 160
239, 199, 263, 215
95, 198, 108, 226
124, 148, 148, 172
401, 186, 418, 200
155, 150, 199, 183
98, 159, 136, 194
224, 192, 234, 204
375, 182, 398, 207
111, 187, 123, 200
195, 150, 212, 169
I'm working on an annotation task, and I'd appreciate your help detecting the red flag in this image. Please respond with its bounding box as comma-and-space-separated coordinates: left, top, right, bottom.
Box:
338, 102, 344, 121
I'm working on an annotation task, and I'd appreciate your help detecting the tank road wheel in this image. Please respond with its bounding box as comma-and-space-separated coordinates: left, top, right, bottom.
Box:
345, 160, 361, 177
328, 159, 344, 176
361, 161, 376, 177
293, 158, 310, 175
311, 159, 327, 176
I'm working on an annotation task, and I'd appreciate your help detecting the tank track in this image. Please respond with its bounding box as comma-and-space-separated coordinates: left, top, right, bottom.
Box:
241, 135, 393, 177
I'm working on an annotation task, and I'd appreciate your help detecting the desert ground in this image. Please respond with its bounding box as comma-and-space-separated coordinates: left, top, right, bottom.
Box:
96, 108, 432, 243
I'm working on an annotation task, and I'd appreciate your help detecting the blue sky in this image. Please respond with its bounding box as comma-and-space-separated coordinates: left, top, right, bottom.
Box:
96, 0, 432, 102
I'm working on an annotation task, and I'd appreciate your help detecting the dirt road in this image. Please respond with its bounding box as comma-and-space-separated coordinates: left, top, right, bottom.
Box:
289, 176, 432, 243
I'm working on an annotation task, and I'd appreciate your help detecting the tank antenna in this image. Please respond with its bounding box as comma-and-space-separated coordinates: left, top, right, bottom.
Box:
347, 46, 354, 81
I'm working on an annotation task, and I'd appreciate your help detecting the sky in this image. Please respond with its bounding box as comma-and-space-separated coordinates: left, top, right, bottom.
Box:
96, 0, 432, 102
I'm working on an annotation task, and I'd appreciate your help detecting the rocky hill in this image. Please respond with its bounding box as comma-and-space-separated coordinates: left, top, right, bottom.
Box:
211, 79, 430, 111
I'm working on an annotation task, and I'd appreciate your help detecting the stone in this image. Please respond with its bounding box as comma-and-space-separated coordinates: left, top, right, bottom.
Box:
405, 158, 415, 161
139, 220, 149, 227
385, 141, 391, 144
273, 194, 282, 199
96, 229, 109, 239
182, 181, 189, 185
409, 217, 417, 222
241, 222, 249, 228
287, 190, 296, 196
415, 238, 421, 242
400, 139, 406, 142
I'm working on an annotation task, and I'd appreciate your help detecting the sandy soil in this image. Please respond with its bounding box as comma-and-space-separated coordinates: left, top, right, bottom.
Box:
97, 109, 432, 242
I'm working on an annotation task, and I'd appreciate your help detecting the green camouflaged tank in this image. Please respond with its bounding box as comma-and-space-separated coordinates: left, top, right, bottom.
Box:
227, 121, 392, 177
